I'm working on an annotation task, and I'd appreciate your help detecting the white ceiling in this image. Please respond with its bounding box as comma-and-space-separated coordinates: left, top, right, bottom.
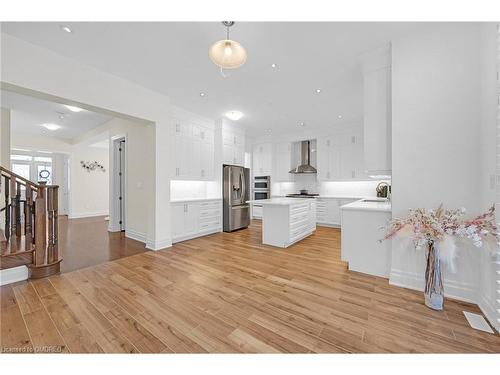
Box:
0, 90, 112, 140
1, 22, 423, 137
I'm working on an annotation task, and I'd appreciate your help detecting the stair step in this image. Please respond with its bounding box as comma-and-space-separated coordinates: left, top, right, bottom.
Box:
0, 249, 34, 269
1, 235, 34, 256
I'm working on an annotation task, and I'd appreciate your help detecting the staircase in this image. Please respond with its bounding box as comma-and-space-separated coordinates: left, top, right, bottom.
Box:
0, 166, 61, 280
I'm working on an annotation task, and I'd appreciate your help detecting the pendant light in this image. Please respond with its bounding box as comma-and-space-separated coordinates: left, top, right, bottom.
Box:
209, 21, 247, 70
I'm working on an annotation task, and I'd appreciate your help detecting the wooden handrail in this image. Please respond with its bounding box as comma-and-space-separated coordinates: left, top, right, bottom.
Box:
1, 165, 61, 279
0, 165, 41, 191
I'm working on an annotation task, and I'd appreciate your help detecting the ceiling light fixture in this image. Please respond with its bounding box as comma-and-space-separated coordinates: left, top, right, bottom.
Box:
225, 110, 244, 121
209, 22, 247, 70
60, 25, 72, 33
41, 123, 61, 131
199, 92, 206, 97
338, 115, 343, 119
65, 105, 84, 112
271, 63, 277, 68
299, 122, 306, 127
316, 88, 322, 93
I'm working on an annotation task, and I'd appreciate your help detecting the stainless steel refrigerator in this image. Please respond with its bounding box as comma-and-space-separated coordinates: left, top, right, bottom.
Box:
223, 165, 250, 232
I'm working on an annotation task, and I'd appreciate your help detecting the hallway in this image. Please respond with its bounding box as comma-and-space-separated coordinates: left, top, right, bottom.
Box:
58, 216, 147, 273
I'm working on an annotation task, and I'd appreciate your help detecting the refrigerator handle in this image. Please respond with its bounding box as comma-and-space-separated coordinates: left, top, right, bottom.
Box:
240, 169, 246, 203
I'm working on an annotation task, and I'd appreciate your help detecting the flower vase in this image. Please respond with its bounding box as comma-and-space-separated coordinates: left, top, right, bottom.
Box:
424, 240, 444, 310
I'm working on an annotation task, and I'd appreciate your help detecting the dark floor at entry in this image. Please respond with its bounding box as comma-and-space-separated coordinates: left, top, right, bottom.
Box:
58, 215, 147, 273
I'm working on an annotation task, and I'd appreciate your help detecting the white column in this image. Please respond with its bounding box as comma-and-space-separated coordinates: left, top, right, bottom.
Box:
0, 107, 11, 168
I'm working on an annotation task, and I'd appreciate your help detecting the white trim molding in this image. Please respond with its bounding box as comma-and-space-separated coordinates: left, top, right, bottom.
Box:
125, 228, 147, 244
146, 237, 172, 251
478, 294, 500, 333
0, 265, 28, 286
389, 268, 477, 304
69, 211, 109, 219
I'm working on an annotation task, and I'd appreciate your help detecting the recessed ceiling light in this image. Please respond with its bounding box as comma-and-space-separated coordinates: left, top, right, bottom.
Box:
41, 123, 61, 131
266, 129, 272, 133
338, 115, 343, 119
65, 105, 84, 112
315, 88, 322, 93
199, 92, 206, 97
299, 122, 306, 127
60, 25, 72, 33
225, 110, 244, 121
271, 63, 277, 68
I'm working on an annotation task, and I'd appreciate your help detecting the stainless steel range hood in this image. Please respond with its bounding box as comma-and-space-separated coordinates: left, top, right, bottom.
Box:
289, 140, 317, 174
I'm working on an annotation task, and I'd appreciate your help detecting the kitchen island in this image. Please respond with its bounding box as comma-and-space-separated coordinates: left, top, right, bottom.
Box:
247, 198, 316, 248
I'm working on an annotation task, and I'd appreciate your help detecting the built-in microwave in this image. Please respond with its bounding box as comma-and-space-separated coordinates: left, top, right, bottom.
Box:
253, 190, 270, 201
253, 175, 271, 190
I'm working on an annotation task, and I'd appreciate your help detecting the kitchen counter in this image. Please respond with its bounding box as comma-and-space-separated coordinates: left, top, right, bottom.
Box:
341, 198, 391, 212
170, 197, 221, 203
247, 198, 312, 205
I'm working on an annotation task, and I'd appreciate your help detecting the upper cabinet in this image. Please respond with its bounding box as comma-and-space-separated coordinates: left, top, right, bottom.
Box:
362, 44, 392, 176
222, 125, 245, 167
317, 126, 366, 181
274, 142, 292, 181
252, 143, 273, 176
171, 112, 215, 180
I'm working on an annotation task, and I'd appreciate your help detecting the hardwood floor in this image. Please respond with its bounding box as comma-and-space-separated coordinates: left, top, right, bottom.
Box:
58, 216, 148, 273
1, 221, 499, 353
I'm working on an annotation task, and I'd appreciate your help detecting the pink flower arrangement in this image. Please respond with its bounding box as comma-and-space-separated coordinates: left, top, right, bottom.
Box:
382, 205, 498, 250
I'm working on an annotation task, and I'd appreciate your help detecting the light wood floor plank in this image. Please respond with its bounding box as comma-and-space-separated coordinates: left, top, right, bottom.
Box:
1, 222, 498, 353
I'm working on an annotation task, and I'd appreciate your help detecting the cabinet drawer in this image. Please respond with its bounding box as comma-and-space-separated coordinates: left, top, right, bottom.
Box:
290, 212, 309, 225
290, 207, 309, 218
290, 203, 309, 212
290, 223, 310, 241
199, 201, 221, 209
199, 208, 221, 218
290, 217, 309, 231
199, 214, 221, 223
199, 220, 220, 231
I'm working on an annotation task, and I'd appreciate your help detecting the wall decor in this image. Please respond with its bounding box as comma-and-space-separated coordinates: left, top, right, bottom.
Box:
382, 205, 498, 311
81, 160, 106, 173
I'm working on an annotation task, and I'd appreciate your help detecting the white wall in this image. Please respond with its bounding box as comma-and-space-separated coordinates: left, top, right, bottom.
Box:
69, 145, 109, 218
11, 131, 72, 153
478, 23, 500, 331
1, 32, 172, 250
105, 117, 154, 241
0, 107, 11, 167
391, 23, 483, 302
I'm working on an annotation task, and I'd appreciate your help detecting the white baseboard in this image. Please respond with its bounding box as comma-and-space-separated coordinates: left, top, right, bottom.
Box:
69, 210, 109, 219
0, 266, 28, 286
389, 268, 477, 303
108, 222, 121, 232
478, 294, 500, 333
125, 228, 146, 243
146, 237, 172, 251
172, 228, 221, 244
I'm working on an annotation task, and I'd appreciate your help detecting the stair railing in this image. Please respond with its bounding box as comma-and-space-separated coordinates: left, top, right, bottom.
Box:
0, 165, 61, 278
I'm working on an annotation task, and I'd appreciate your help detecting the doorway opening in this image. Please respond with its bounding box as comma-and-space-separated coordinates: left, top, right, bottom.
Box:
112, 137, 126, 232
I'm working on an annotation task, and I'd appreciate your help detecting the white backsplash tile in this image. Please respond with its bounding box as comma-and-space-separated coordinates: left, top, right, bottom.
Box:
170, 180, 220, 200
272, 177, 390, 198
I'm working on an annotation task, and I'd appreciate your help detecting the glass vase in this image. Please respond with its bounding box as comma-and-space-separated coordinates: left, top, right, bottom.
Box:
424, 240, 444, 310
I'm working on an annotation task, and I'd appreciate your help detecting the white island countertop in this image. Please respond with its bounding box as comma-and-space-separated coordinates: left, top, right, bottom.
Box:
247, 198, 313, 205
341, 198, 391, 213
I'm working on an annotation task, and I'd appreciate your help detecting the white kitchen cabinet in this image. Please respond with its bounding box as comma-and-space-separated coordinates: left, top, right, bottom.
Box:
222, 127, 245, 166
253, 143, 273, 176
172, 118, 215, 180
171, 199, 222, 243
315, 198, 357, 227
274, 142, 292, 181
317, 127, 366, 181
363, 45, 392, 176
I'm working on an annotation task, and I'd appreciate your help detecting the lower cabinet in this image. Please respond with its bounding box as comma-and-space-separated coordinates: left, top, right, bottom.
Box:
171, 199, 222, 243
316, 198, 357, 227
